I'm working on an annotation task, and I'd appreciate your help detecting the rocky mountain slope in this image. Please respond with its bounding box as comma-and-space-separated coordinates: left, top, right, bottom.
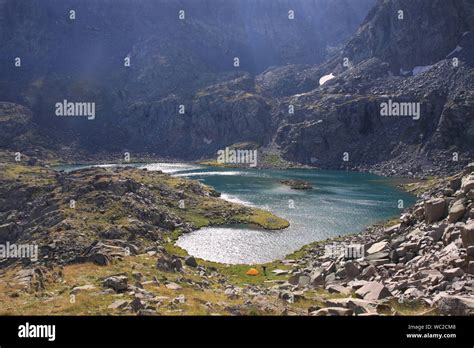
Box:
1, 0, 472, 175
0, 0, 374, 157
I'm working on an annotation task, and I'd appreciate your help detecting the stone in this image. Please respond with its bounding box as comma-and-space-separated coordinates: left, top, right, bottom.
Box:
310, 307, 353, 316
464, 162, 474, 175
326, 284, 351, 295
108, 299, 129, 310
367, 258, 391, 267
468, 261, 474, 275
165, 282, 182, 290
364, 251, 390, 261
403, 288, 424, 298
360, 265, 376, 279
461, 174, 474, 193
271, 269, 289, 276
424, 198, 446, 223
428, 223, 446, 242
323, 261, 336, 273
184, 256, 198, 268
224, 288, 238, 299
132, 271, 143, 281
347, 280, 369, 290
279, 291, 294, 303
288, 273, 304, 285
325, 298, 378, 315
344, 261, 360, 279
88, 252, 112, 266
384, 224, 400, 235
442, 268, 464, 280
71, 284, 96, 294
366, 241, 389, 255
461, 222, 474, 247
355, 282, 392, 301
173, 294, 186, 304
434, 295, 474, 315
102, 275, 128, 292
310, 269, 325, 287
415, 269, 444, 284
156, 255, 182, 272
130, 297, 146, 312
448, 202, 466, 223
297, 275, 311, 287
449, 177, 462, 190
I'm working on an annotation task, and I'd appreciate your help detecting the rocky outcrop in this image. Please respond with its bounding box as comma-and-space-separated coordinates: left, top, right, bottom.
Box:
265, 163, 474, 315
0, 161, 285, 267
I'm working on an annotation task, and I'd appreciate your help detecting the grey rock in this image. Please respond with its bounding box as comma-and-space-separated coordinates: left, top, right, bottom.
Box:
184, 256, 198, 268
461, 222, 474, 247
424, 198, 446, 223
326, 284, 351, 295
355, 282, 392, 301
108, 299, 130, 310
360, 265, 376, 279
102, 275, 128, 292
310, 307, 353, 316
448, 201, 466, 223
442, 268, 464, 280
434, 295, 474, 315
344, 261, 360, 279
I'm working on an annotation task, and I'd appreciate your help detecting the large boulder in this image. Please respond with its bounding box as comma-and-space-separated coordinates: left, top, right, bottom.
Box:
156, 255, 182, 272
325, 298, 378, 315
424, 198, 446, 223
310, 269, 325, 287
434, 295, 474, 315
468, 261, 474, 275
366, 241, 389, 255
184, 256, 198, 268
310, 307, 353, 316
461, 174, 474, 193
355, 282, 392, 301
448, 201, 466, 223
344, 261, 360, 279
461, 222, 474, 248
102, 275, 128, 292
442, 267, 464, 281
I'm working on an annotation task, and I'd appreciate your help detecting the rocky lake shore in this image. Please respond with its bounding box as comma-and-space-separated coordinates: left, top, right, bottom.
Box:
0, 147, 473, 316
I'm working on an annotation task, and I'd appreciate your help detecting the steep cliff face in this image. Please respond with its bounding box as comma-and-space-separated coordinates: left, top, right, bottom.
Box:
0, 0, 472, 174
342, 0, 474, 73
0, 0, 374, 158
271, 0, 474, 175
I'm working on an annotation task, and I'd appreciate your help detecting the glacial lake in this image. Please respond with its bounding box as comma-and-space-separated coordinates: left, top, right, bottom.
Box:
58, 163, 416, 264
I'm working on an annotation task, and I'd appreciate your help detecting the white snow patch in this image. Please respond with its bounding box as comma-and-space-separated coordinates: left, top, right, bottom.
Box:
319, 73, 335, 86
412, 65, 434, 76
400, 68, 411, 76
447, 45, 463, 57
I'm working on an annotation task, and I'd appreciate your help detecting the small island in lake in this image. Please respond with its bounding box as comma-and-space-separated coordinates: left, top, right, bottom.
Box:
280, 179, 313, 190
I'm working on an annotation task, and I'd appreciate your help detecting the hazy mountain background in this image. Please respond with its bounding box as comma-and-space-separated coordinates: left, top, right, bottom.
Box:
0, 0, 473, 175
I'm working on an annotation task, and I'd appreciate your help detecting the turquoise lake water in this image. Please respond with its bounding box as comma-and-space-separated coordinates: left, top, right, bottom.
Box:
58, 163, 415, 264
